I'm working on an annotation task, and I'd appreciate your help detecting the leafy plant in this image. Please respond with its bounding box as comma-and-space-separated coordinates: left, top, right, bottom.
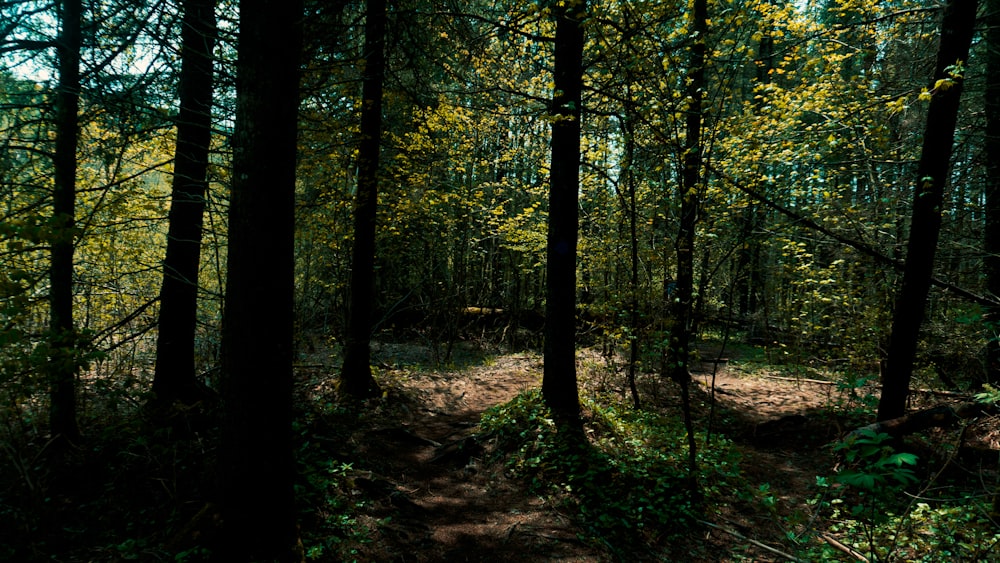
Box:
974, 383, 1000, 406
481, 390, 741, 556
293, 421, 372, 561
834, 370, 879, 414
831, 428, 918, 492
803, 429, 921, 561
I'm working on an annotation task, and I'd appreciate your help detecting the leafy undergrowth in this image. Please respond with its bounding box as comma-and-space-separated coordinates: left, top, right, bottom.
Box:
480, 388, 743, 560
4, 342, 1000, 561
292, 401, 378, 562
0, 375, 382, 563
791, 424, 1000, 562
476, 357, 1000, 561
0, 407, 220, 562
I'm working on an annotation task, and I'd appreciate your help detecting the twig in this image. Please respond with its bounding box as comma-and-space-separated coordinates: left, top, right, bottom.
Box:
88, 297, 158, 346
515, 528, 582, 543
820, 532, 869, 562
504, 523, 518, 543
698, 519, 804, 562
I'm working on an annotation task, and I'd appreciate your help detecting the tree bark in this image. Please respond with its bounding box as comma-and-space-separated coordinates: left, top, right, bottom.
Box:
669, 0, 707, 385
985, 0, 1000, 386
622, 107, 641, 409
49, 0, 82, 443
542, 0, 586, 425
669, 0, 708, 495
340, 0, 386, 399
878, 0, 978, 421
217, 0, 302, 556
152, 0, 217, 406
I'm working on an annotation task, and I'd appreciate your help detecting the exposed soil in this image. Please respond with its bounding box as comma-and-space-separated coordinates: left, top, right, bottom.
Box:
319, 344, 823, 562
337, 346, 600, 562
4, 340, 996, 562
298, 341, 998, 562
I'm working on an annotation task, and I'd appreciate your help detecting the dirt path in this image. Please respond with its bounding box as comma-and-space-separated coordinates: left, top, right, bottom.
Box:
336, 344, 876, 562
351, 349, 605, 562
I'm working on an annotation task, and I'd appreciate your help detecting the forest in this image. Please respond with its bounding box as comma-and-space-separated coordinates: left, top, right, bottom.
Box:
3, 0, 1000, 560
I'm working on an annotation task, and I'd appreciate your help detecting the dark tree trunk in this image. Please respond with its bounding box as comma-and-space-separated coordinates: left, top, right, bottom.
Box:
542, 0, 585, 425
669, 0, 707, 495
623, 109, 641, 409
987, 8, 1000, 515
340, 0, 385, 399
49, 0, 82, 442
985, 0, 1000, 386
152, 0, 217, 406
878, 0, 978, 421
669, 0, 707, 385
217, 0, 302, 556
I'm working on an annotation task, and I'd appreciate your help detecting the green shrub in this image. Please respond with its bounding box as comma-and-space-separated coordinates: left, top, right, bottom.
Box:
481, 390, 742, 555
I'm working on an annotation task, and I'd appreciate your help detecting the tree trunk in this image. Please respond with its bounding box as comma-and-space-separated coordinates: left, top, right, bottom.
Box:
340, 0, 386, 399
217, 0, 302, 556
623, 108, 641, 409
670, 0, 708, 496
542, 0, 585, 425
669, 0, 707, 385
152, 0, 217, 406
49, 0, 82, 443
985, 0, 1000, 387
878, 0, 978, 421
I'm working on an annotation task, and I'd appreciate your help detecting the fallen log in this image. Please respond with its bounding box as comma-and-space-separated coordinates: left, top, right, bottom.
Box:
848, 402, 996, 439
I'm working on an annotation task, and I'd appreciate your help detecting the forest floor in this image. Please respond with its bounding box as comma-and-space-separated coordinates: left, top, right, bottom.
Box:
4, 338, 996, 561
296, 340, 990, 562
304, 343, 599, 562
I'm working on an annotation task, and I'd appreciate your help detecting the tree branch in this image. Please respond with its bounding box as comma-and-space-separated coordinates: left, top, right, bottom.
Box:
705, 162, 1000, 309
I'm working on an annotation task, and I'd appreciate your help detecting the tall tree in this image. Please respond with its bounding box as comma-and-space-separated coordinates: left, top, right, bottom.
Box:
668, 0, 707, 384
339, 0, 385, 399
217, 0, 302, 555
48, 0, 83, 442
670, 0, 707, 492
986, 0, 1000, 387
152, 0, 218, 407
542, 0, 586, 425
620, 103, 641, 409
877, 0, 978, 421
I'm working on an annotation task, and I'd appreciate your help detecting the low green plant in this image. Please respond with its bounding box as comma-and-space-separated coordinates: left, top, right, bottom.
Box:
830, 428, 918, 492
481, 390, 741, 556
974, 383, 1000, 406
293, 420, 371, 561
802, 429, 923, 561
800, 493, 1000, 562
834, 370, 879, 414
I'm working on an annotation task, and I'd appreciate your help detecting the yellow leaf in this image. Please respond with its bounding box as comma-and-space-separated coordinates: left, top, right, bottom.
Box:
885, 97, 907, 114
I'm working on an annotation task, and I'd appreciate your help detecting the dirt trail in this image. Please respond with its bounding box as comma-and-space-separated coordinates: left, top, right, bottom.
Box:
352, 349, 603, 562
341, 344, 865, 562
